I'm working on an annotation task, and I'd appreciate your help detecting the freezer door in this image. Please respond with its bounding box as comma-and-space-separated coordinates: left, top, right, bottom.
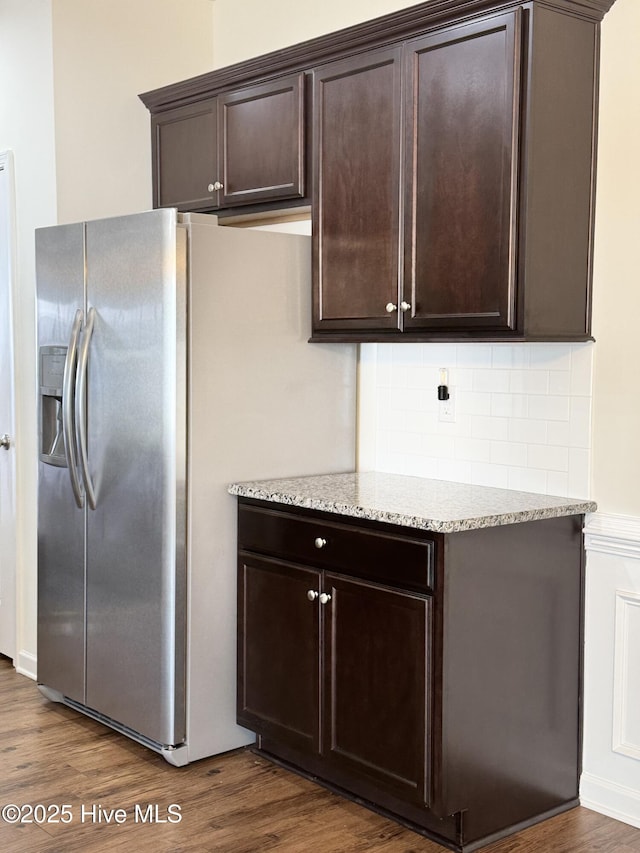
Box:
84, 209, 187, 746
36, 223, 86, 703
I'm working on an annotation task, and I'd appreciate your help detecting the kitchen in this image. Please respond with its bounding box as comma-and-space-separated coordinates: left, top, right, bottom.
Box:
0, 0, 639, 849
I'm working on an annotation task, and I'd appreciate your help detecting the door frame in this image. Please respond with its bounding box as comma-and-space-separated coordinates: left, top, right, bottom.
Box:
0, 149, 18, 663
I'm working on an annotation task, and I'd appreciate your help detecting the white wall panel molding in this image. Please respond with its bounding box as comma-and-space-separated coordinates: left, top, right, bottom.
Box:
612, 590, 640, 760
584, 512, 640, 560
583, 515, 640, 829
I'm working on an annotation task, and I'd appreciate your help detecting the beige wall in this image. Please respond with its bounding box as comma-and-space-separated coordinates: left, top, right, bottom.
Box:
52, 0, 215, 223
212, 0, 416, 67
2, 0, 216, 670
591, 0, 640, 516
0, 0, 58, 677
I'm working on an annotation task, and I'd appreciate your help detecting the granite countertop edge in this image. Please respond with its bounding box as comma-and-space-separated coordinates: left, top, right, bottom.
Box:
228, 478, 597, 534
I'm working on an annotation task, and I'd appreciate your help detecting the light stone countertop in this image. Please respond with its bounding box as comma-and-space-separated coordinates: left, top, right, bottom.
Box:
228, 471, 596, 533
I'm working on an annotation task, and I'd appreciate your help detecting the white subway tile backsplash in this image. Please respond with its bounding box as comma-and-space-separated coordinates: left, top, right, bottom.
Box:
471, 462, 510, 488
455, 437, 492, 463
547, 471, 569, 496
473, 368, 511, 393
568, 448, 590, 498
509, 369, 549, 395
508, 418, 548, 444
472, 415, 510, 441
507, 466, 549, 493
453, 368, 474, 391
491, 345, 520, 369
405, 365, 432, 389
490, 440, 527, 467
437, 457, 473, 482
547, 420, 571, 447
491, 393, 528, 418
570, 345, 593, 396
549, 371, 571, 395
457, 344, 492, 368
529, 344, 572, 369
527, 394, 571, 421
569, 396, 592, 448
527, 443, 569, 472
423, 433, 456, 459
408, 456, 440, 478
420, 343, 458, 367
457, 391, 492, 416
391, 342, 423, 366
362, 342, 593, 498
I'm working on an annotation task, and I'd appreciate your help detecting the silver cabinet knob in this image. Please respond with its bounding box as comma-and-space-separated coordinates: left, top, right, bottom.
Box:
307, 590, 319, 601
314, 537, 327, 549
0, 434, 10, 450
385, 302, 397, 313
319, 593, 332, 605
207, 181, 224, 192
400, 301, 412, 312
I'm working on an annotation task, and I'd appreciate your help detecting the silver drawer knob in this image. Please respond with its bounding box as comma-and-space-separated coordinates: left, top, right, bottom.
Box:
319, 593, 332, 605
314, 537, 327, 549
385, 302, 397, 313
0, 433, 10, 450
307, 590, 319, 601
400, 301, 411, 312
208, 181, 224, 192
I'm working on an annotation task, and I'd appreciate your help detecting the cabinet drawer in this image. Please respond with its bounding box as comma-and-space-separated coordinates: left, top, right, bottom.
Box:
238, 503, 434, 594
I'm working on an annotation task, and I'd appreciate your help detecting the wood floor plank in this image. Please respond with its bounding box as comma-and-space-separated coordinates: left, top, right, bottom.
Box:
1, 657, 639, 852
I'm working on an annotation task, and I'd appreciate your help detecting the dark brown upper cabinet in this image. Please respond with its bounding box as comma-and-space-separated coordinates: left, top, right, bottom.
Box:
218, 75, 305, 207
149, 73, 306, 213
403, 13, 520, 334
312, 48, 402, 335
140, 0, 616, 341
152, 99, 218, 212
310, 4, 601, 342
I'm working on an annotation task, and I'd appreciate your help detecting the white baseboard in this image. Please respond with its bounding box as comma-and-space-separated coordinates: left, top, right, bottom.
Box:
581, 772, 640, 828
15, 650, 36, 680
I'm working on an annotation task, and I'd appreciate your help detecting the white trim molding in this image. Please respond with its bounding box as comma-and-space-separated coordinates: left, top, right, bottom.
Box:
16, 650, 37, 681
581, 772, 640, 829
584, 512, 640, 560
582, 511, 640, 829
612, 590, 640, 760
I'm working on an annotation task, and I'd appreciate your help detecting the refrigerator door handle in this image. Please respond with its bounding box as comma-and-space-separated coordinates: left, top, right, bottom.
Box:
62, 309, 85, 508
76, 306, 97, 510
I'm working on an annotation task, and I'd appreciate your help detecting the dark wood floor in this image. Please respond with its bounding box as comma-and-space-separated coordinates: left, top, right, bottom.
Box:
1, 657, 639, 852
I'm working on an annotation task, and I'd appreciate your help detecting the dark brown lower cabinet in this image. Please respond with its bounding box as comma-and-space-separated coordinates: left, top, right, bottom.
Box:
237, 499, 585, 852
323, 573, 430, 806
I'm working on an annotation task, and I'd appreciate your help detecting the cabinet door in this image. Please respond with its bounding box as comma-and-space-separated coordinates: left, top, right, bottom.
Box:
323, 573, 431, 806
218, 73, 305, 207
151, 99, 220, 211
238, 555, 321, 754
312, 47, 402, 335
403, 12, 521, 332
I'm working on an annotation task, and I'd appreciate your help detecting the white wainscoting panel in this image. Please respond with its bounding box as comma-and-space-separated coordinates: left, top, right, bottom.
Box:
582, 513, 640, 828
613, 591, 640, 760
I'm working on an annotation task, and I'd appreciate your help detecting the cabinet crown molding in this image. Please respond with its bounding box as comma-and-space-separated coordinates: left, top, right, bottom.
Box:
139, 0, 617, 112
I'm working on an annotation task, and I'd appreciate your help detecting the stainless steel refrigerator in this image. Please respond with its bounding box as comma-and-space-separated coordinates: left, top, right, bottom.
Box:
36, 209, 355, 765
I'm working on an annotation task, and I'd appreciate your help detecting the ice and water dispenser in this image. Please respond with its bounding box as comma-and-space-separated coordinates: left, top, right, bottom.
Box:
39, 346, 67, 466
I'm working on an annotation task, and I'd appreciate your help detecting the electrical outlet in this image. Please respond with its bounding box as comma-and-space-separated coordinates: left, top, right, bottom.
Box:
438, 387, 456, 423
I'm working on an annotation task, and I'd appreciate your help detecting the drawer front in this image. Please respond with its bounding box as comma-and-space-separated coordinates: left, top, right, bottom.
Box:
238, 503, 434, 594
